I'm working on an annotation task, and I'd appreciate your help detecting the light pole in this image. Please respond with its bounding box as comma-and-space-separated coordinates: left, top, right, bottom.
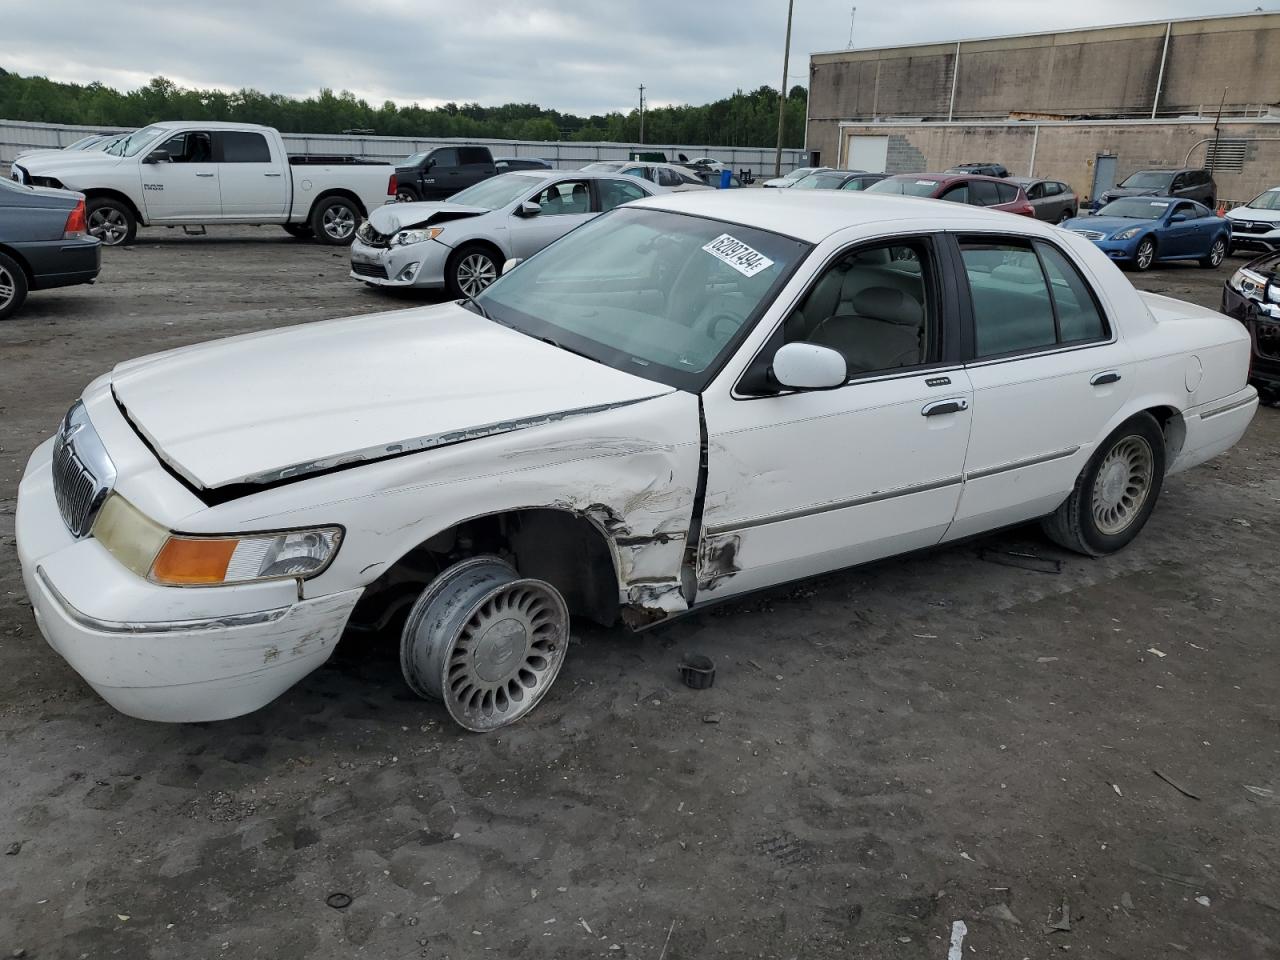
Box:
774, 0, 795, 178
638, 83, 646, 144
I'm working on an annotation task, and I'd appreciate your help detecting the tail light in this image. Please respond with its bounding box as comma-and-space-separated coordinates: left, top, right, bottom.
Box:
64, 198, 87, 238
387, 173, 397, 197
1016, 202, 1035, 217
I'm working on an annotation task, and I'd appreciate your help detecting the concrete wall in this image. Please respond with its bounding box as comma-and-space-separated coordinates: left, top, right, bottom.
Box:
809, 11, 1280, 132
825, 120, 1280, 205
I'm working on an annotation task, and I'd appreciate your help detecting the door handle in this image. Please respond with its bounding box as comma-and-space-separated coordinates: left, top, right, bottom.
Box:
264, 172, 283, 177
922, 397, 969, 417
1090, 371, 1121, 386
196, 172, 215, 178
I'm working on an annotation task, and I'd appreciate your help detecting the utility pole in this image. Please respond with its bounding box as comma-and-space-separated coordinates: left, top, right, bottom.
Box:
774, 0, 795, 177
847, 6, 857, 49
638, 83, 646, 144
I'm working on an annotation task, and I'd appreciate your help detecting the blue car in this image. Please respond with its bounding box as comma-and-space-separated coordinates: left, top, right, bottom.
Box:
1062, 197, 1229, 272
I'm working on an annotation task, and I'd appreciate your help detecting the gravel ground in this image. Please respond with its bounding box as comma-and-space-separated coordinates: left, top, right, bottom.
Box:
1, 227, 1277, 960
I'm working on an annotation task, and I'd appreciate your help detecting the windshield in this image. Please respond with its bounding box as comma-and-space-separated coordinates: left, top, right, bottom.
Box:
1118, 171, 1174, 190
105, 125, 167, 157
476, 207, 810, 391
402, 152, 428, 166
793, 173, 845, 190
1247, 190, 1280, 211
783, 167, 818, 181
866, 177, 939, 197
447, 173, 544, 210
1096, 198, 1171, 220
66, 136, 101, 151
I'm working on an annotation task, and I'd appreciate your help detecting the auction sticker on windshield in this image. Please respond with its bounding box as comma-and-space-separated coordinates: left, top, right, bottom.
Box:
702, 234, 775, 278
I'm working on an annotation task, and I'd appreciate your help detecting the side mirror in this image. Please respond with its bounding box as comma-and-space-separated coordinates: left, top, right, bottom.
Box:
517, 201, 541, 218
143, 150, 169, 164
502, 258, 523, 275
1170, 212, 1189, 223
772, 342, 847, 390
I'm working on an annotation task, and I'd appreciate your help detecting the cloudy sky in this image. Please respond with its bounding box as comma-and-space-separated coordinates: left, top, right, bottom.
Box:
4, 1, 1257, 115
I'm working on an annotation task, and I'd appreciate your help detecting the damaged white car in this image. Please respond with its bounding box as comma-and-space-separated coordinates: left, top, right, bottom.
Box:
17, 191, 1258, 730
350, 170, 657, 297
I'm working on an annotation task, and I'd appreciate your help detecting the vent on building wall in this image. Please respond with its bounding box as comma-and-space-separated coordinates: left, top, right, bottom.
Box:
1205, 139, 1247, 173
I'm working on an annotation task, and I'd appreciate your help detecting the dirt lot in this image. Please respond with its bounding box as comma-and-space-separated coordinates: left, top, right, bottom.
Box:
1, 228, 1277, 960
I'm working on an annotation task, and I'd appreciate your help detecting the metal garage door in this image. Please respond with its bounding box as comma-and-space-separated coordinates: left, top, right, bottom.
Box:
847, 135, 889, 173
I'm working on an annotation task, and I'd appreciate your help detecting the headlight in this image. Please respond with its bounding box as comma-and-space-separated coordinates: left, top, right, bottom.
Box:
92, 495, 342, 586
393, 227, 444, 246
1114, 227, 1142, 240
1228, 268, 1249, 293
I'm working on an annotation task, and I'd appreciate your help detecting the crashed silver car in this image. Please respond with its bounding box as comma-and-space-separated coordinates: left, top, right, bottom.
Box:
350, 170, 658, 297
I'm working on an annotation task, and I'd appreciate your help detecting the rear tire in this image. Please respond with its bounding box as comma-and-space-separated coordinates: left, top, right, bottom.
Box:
1200, 236, 1227, 269
395, 184, 420, 203
1041, 413, 1166, 556
0, 251, 29, 321
309, 195, 361, 245
445, 243, 500, 299
86, 197, 137, 246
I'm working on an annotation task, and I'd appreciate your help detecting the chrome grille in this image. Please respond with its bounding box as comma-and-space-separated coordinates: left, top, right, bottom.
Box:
50, 401, 116, 538
1230, 221, 1274, 235
1070, 229, 1106, 241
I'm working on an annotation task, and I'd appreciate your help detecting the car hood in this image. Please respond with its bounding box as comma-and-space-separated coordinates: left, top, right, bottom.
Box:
1064, 216, 1150, 236
1227, 207, 1280, 223
1101, 186, 1166, 200
109, 303, 674, 490
368, 201, 494, 233
16, 151, 126, 177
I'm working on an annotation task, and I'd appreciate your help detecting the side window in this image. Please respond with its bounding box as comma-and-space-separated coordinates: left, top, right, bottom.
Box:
1171, 174, 1186, 191
599, 179, 648, 212
960, 240, 1057, 357
157, 132, 213, 163
678, 170, 705, 185
1189, 201, 1210, 218
532, 180, 592, 215
459, 147, 490, 165
217, 131, 270, 163
841, 178, 867, 191
940, 184, 969, 204
656, 168, 682, 187
993, 182, 1020, 204
782, 240, 937, 376
1047, 182, 1065, 196
969, 180, 1001, 206
1026, 182, 1044, 200
431, 148, 459, 168
1035, 242, 1108, 343
621, 166, 648, 180
1172, 201, 1195, 220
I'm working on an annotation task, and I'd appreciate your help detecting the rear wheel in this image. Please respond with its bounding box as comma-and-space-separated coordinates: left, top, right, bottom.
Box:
86, 197, 136, 246
400, 557, 570, 732
1041, 413, 1166, 556
1200, 236, 1227, 269
1133, 236, 1156, 272
309, 195, 360, 245
0, 252, 29, 321
1057, 209, 1073, 224
445, 244, 500, 299
395, 184, 420, 203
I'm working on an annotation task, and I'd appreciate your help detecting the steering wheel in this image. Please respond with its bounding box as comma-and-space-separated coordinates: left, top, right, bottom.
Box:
693, 310, 743, 346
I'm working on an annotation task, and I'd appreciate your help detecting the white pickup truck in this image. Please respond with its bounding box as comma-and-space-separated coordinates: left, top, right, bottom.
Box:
9, 121, 395, 246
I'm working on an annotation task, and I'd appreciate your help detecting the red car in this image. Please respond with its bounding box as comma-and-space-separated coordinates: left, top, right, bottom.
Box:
865, 173, 1035, 217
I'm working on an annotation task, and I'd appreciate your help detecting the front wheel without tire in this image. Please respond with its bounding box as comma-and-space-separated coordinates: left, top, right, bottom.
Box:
445, 244, 500, 299
86, 197, 136, 246
309, 196, 360, 245
1200, 237, 1226, 269
400, 557, 570, 732
1041, 413, 1166, 556
0, 251, 29, 321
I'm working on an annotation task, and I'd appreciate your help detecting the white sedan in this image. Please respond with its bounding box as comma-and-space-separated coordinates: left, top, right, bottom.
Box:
350, 170, 658, 297
16, 191, 1257, 730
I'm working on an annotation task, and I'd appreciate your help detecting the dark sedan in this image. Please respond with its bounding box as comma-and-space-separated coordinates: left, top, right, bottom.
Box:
1222, 251, 1280, 402
0, 178, 101, 320
791, 170, 888, 191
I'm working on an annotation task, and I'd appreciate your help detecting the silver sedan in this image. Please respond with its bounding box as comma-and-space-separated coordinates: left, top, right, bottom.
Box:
350, 171, 659, 298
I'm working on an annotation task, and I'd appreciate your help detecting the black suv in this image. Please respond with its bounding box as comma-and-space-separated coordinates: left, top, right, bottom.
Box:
1097, 168, 1216, 209
945, 163, 1010, 178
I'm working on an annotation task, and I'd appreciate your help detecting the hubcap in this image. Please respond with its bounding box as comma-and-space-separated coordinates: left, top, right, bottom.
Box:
0, 265, 14, 308
1137, 242, 1154, 269
396, 190, 416, 203
1091, 436, 1154, 535
322, 204, 356, 240
456, 253, 497, 297
88, 207, 128, 245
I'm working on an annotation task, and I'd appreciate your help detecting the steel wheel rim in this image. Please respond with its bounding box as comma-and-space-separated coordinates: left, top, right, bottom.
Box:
1210, 240, 1225, 266
457, 253, 497, 297
88, 207, 127, 245
395, 189, 416, 203
0, 265, 14, 308
322, 205, 356, 240
1137, 241, 1154, 269
443, 578, 568, 731
1091, 435, 1154, 535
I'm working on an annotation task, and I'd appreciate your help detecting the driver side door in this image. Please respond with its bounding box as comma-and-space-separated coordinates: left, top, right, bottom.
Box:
139, 130, 221, 222
696, 235, 973, 600
1162, 201, 1200, 257
507, 179, 597, 259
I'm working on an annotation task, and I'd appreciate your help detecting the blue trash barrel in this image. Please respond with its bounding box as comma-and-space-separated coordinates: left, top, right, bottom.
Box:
719, 169, 732, 189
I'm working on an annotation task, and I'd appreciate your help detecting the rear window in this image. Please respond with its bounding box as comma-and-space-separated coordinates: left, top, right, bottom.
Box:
969, 181, 1000, 206
994, 182, 1019, 204
867, 177, 940, 197
459, 147, 490, 165
217, 131, 270, 163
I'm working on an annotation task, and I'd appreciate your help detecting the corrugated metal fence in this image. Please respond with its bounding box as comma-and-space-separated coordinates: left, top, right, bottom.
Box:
0, 119, 806, 175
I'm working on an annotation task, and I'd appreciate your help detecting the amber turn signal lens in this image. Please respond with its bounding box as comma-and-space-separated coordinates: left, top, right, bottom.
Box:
150, 537, 239, 585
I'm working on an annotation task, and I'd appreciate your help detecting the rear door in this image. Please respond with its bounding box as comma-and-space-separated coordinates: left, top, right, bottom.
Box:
507, 178, 597, 259
945, 234, 1134, 540
458, 147, 494, 190
215, 130, 287, 219
421, 148, 460, 198
139, 130, 220, 222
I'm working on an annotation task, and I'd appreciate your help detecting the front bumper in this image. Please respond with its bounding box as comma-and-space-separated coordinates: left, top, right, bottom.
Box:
1228, 223, 1280, 253
349, 236, 449, 288
16, 437, 362, 722
1084, 235, 1141, 262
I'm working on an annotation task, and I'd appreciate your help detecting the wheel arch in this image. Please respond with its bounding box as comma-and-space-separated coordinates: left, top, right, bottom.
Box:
0, 244, 35, 284
1096, 400, 1186, 472
307, 188, 367, 222
82, 188, 144, 225
449, 237, 507, 267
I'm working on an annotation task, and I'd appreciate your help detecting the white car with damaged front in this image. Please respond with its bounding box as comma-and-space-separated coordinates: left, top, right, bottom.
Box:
16, 191, 1257, 731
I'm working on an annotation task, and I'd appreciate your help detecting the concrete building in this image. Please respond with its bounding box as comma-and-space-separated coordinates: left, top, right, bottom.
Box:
806, 11, 1280, 203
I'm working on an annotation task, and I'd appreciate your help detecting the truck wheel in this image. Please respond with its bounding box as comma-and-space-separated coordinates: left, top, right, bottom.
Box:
282, 224, 314, 239
86, 197, 136, 246
400, 557, 570, 732
1041, 413, 1166, 557
445, 244, 500, 299
395, 184, 420, 203
309, 196, 360, 245
1199, 237, 1227, 269
0, 252, 29, 321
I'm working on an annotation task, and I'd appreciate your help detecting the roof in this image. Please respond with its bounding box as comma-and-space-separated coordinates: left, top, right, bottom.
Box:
147, 120, 276, 131
631, 188, 1059, 244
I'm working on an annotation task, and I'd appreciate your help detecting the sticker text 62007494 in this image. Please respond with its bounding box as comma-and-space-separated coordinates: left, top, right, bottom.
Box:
701, 234, 775, 278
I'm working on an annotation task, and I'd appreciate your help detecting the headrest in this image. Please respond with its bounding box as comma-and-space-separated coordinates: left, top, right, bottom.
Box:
851, 286, 923, 326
